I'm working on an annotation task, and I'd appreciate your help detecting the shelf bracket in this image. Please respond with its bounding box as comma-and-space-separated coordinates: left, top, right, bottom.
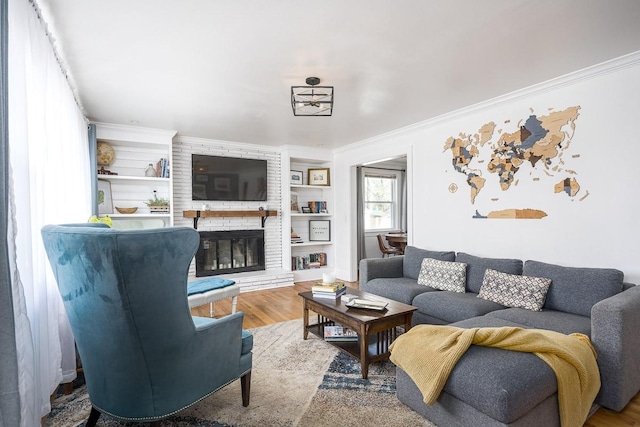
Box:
261, 210, 270, 228
193, 210, 201, 229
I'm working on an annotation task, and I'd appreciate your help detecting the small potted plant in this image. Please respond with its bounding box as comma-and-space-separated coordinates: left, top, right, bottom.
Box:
145, 191, 170, 213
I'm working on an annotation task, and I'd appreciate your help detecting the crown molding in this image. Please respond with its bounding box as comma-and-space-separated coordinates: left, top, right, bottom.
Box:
336, 50, 640, 154
174, 134, 282, 154
93, 122, 176, 144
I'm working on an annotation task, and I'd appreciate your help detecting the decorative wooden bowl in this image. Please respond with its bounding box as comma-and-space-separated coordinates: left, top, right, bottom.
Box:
115, 207, 138, 214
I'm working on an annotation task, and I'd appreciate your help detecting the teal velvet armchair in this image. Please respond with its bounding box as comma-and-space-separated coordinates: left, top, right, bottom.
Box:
41, 224, 252, 425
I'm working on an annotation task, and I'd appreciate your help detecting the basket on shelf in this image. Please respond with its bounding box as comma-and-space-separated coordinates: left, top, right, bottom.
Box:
115, 207, 138, 214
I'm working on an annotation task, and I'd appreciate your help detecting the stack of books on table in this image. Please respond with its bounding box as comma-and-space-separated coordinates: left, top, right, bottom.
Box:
324, 324, 358, 342
312, 282, 347, 299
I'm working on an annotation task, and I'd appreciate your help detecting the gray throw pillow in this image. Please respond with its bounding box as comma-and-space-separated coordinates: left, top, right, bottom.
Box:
403, 246, 455, 280
478, 269, 552, 312
455, 252, 523, 293
417, 258, 467, 293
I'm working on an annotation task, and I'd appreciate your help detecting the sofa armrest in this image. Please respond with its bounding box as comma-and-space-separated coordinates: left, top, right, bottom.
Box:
591, 284, 640, 411
359, 256, 404, 286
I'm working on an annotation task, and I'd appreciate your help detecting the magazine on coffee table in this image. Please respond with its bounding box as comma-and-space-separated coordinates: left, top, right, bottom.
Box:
345, 298, 388, 311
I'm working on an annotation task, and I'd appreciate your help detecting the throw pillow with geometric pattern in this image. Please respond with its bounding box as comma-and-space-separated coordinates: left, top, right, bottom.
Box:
417, 258, 467, 293
478, 269, 552, 311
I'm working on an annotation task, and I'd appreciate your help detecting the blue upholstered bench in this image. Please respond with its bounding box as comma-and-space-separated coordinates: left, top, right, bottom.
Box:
187, 277, 239, 317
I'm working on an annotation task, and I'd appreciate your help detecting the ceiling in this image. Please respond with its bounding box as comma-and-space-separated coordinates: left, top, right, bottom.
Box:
38, 0, 640, 149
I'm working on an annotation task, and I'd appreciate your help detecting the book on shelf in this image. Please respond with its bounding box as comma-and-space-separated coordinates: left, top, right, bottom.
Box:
324, 324, 358, 342
312, 286, 347, 299
291, 252, 327, 270
155, 158, 170, 178
308, 201, 328, 214
318, 252, 327, 266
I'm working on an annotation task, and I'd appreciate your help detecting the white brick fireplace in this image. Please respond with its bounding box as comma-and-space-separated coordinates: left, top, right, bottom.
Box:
172, 136, 293, 291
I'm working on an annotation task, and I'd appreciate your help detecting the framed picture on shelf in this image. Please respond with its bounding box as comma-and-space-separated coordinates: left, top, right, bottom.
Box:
290, 192, 299, 212
308, 168, 330, 186
309, 220, 331, 241
97, 179, 113, 214
290, 170, 304, 185
301, 206, 312, 214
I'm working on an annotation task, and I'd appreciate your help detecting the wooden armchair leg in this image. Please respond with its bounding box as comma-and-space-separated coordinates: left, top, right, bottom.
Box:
241, 371, 251, 407
86, 407, 101, 427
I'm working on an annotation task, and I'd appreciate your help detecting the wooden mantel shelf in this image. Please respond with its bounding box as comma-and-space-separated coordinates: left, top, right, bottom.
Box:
183, 210, 278, 229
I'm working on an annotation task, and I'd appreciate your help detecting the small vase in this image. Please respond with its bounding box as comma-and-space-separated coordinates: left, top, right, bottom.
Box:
144, 163, 156, 177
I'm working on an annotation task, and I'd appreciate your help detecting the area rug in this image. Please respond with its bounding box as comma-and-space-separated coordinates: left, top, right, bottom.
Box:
46, 319, 434, 427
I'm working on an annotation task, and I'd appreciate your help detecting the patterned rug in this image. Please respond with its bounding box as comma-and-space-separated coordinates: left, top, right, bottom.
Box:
46, 319, 434, 427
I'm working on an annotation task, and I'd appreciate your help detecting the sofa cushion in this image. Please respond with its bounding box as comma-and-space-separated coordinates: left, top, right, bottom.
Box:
485, 308, 592, 336
427, 317, 557, 424
478, 269, 551, 312
417, 258, 467, 293
455, 252, 523, 293
187, 277, 236, 295
403, 246, 455, 280
361, 277, 435, 305
523, 260, 624, 317
411, 291, 506, 324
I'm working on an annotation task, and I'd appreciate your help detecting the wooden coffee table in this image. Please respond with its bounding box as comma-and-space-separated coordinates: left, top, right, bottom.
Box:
299, 287, 416, 379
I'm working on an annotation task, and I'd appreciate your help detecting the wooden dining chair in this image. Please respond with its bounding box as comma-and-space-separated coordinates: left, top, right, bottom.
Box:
377, 234, 403, 258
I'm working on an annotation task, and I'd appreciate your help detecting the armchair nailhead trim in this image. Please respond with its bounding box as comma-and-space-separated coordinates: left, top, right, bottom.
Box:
92, 368, 252, 422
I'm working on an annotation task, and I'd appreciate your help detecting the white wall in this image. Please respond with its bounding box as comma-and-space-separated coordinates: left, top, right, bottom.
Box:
334, 52, 640, 284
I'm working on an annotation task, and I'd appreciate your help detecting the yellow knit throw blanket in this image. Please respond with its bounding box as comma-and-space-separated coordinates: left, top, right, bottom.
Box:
389, 325, 600, 427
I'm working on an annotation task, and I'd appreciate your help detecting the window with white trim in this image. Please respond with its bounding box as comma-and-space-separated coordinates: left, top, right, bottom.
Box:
363, 171, 400, 231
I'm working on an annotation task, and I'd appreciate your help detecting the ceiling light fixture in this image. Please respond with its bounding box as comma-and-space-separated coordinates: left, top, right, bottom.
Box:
291, 77, 333, 116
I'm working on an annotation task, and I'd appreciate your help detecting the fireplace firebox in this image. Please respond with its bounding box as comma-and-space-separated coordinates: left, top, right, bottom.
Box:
196, 230, 265, 277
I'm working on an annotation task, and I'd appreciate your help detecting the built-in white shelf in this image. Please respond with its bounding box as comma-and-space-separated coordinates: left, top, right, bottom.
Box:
293, 266, 331, 281
291, 213, 332, 217
109, 213, 171, 218
98, 175, 170, 183
290, 184, 332, 190
95, 122, 176, 228
291, 241, 333, 247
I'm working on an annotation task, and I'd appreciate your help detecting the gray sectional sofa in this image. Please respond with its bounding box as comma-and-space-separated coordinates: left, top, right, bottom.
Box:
360, 246, 640, 427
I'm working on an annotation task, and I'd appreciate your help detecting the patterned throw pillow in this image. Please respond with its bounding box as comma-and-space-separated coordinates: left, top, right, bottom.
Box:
478, 269, 552, 311
417, 258, 467, 293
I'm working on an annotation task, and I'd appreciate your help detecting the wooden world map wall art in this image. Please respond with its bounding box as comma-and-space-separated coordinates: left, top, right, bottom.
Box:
443, 105, 586, 219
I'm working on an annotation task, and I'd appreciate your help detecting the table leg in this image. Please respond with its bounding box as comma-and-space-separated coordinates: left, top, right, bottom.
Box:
231, 295, 238, 314
209, 302, 215, 317
405, 314, 413, 332
302, 301, 309, 340
360, 326, 369, 379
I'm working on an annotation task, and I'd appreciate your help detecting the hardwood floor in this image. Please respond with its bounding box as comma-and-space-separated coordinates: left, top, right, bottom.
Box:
189, 280, 319, 329
191, 281, 640, 426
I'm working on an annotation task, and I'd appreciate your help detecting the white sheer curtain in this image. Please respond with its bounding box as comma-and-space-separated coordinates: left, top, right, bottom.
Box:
8, 0, 90, 423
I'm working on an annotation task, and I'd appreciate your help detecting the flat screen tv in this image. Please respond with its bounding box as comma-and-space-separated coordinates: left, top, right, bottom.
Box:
192, 154, 267, 201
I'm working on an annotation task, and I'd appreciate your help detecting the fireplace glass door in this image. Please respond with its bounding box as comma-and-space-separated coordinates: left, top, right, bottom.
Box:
197, 230, 265, 277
